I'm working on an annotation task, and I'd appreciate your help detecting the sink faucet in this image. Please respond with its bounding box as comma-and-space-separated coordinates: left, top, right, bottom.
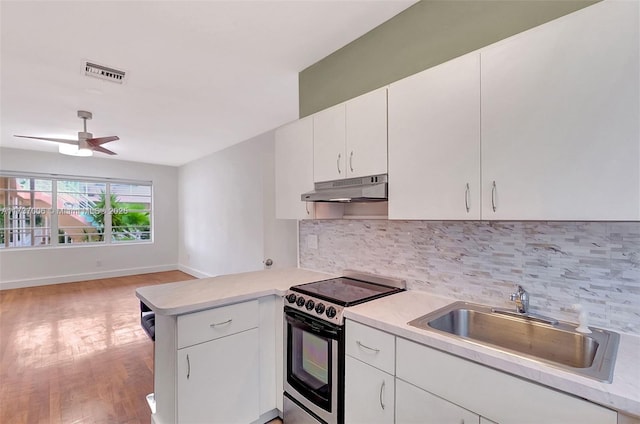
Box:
510, 285, 529, 314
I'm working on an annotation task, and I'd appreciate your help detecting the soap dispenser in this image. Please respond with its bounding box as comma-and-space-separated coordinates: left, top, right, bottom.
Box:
573, 304, 592, 334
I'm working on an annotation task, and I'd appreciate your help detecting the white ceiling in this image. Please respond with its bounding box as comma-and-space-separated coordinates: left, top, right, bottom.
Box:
0, 0, 414, 166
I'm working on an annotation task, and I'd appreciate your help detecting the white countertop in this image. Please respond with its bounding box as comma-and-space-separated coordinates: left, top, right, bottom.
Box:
136, 268, 639, 417
135, 268, 335, 315
344, 290, 640, 417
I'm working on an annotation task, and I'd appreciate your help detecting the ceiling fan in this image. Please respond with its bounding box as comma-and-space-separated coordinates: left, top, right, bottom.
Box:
14, 110, 120, 156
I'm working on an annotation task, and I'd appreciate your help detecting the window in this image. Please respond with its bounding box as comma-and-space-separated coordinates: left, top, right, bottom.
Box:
0, 173, 152, 249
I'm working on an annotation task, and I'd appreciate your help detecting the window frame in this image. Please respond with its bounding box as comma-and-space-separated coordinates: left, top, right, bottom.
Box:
0, 171, 153, 250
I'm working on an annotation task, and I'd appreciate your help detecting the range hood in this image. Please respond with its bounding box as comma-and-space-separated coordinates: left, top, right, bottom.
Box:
301, 174, 387, 203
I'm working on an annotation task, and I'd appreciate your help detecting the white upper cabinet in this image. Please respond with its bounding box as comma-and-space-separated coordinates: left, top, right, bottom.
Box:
314, 88, 388, 182
313, 103, 346, 182
388, 52, 481, 220
275, 117, 315, 220
345, 87, 388, 178
481, 0, 639, 220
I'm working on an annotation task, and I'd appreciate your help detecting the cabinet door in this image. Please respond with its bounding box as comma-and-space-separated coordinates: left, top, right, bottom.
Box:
396, 338, 616, 424
313, 103, 346, 182
481, 0, 639, 220
396, 379, 479, 424
388, 52, 481, 219
345, 356, 395, 424
177, 328, 259, 424
346, 87, 388, 178
275, 117, 315, 219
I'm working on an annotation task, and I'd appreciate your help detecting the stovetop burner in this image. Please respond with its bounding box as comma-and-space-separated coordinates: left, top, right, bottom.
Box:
284, 272, 405, 325
292, 277, 403, 306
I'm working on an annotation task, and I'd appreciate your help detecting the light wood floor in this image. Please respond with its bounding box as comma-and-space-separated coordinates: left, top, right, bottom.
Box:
0, 271, 195, 424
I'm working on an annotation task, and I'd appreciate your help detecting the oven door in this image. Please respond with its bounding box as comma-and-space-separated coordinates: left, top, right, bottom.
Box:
284, 307, 342, 424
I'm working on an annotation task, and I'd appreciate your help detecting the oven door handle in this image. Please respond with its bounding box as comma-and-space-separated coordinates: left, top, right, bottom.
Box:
285, 308, 341, 339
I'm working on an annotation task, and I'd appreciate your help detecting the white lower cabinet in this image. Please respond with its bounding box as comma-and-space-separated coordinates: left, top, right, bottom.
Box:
345, 356, 395, 424
396, 338, 616, 424
153, 299, 272, 424
342, 321, 617, 424
395, 379, 479, 424
177, 328, 259, 424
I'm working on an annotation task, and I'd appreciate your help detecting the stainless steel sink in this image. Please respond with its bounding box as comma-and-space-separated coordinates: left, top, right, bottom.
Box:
408, 301, 619, 382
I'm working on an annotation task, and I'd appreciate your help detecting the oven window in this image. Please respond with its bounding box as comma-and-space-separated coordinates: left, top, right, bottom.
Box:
291, 326, 330, 391
300, 331, 329, 387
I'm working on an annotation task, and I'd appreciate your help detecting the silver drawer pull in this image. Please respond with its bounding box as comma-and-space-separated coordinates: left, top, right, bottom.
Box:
210, 319, 233, 328
356, 340, 380, 353
491, 180, 497, 212
464, 183, 470, 213
186, 354, 191, 379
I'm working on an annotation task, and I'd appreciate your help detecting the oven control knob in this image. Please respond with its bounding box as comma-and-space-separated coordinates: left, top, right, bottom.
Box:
315, 303, 325, 315
296, 296, 306, 307
326, 306, 337, 318
305, 299, 315, 310
286, 293, 297, 303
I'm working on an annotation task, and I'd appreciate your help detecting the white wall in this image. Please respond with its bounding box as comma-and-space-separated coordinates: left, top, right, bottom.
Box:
0, 147, 179, 289
178, 130, 297, 277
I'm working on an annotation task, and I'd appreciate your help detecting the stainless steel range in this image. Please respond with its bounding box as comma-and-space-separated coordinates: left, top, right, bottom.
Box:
283, 272, 405, 424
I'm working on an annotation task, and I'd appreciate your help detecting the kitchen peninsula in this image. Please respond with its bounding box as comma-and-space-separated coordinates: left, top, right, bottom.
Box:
137, 268, 640, 424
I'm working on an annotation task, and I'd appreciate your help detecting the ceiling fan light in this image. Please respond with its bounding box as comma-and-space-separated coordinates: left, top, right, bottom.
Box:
77, 147, 93, 157
59, 144, 93, 157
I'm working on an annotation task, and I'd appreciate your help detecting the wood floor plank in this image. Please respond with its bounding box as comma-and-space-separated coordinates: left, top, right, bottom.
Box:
0, 271, 195, 424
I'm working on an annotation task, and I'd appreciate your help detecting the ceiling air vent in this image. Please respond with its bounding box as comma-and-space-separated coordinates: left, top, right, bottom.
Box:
84, 62, 126, 84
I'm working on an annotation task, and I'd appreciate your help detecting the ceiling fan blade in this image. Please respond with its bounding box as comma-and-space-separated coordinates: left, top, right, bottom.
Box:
14, 135, 78, 145
86, 136, 119, 145
91, 145, 117, 155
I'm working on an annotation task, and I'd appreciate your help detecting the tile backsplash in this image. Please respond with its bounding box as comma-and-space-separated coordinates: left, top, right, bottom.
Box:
299, 220, 640, 335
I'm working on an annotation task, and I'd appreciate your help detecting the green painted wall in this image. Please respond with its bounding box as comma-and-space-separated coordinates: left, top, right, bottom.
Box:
299, 0, 599, 117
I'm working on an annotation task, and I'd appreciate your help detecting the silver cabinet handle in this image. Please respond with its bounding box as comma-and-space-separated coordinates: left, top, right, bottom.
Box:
349, 151, 354, 173
337, 153, 342, 174
491, 180, 497, 212
379, 380, 386, 410
465, 183, 470, 213
356, 340, 380, 353
210, 319, 232, 328
186, 354, 191, 379
305, 202, 310, 215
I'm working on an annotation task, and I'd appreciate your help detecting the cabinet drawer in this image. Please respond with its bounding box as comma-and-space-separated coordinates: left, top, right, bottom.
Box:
346, 320, 395, 374
396, 338, 616, 424
396, 378, 479, 424
177, 300, 258, 349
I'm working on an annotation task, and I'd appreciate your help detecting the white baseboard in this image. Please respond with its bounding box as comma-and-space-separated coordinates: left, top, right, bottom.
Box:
0, 264, 179, 290
177, 263, 213, 278
253, 409, 280, 424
